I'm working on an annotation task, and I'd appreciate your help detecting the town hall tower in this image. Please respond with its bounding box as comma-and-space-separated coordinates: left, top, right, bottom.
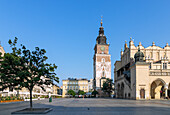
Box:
93, 18, 111, 90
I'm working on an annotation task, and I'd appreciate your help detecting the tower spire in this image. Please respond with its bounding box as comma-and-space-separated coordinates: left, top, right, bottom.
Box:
96, 16, 107, 45
99, 16, 104, 35
101, 16, 103, 26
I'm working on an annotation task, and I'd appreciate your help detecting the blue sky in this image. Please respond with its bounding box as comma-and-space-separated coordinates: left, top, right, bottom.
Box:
1, 0, 170, 86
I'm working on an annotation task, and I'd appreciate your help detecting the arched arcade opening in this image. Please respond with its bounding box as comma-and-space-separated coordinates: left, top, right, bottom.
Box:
151, 79, 166, 99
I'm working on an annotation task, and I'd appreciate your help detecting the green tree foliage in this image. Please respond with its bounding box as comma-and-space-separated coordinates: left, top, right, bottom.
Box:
78, 90, 85, 95
0, 37, 59, 109
67, 90, 76, 97
92, 90, 98, 97
102, 78, 113, 97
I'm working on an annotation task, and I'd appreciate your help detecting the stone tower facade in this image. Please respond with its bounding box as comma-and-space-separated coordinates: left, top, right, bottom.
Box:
93, 19, 111, 90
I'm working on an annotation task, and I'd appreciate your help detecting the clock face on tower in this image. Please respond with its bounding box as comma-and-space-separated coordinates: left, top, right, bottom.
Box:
101, 47, 105, 51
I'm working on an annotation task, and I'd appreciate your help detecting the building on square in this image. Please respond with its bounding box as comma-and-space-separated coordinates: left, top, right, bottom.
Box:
62, 78, 90, 97
114, 38, 170, 99
93, 19, 111, 91
52, 84, 62, 96
88, 79, 93, 92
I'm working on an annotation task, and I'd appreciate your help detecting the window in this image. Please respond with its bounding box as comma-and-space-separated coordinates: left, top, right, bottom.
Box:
163, 63, 167, 69
149, 63, 151, 69
164, 52, 166, 58
102, 58, 105, 62
102, 71, 105, 77
156, 65, 160, 69
150, 52, 152, 58
128, 93, 131, 98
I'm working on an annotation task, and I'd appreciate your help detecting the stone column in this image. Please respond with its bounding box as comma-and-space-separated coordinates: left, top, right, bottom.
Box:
165, 84, 168, 98
165, 88, 168, 98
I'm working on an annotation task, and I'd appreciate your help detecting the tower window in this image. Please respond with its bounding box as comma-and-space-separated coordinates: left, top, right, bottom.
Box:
102, 71, 105, 77
102, 58, 105, 62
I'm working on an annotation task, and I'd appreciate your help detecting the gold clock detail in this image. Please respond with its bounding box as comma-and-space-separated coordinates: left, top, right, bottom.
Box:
101, 47, 105, 51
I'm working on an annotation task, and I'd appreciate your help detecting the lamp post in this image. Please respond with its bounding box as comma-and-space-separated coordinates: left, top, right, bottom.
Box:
17, 84, 20, 97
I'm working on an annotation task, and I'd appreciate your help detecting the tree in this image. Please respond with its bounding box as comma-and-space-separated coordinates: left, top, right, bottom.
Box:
92, 90, 98, 97
0, 37, 59, 109
78, 90, 85, 95
102, 78, 113, 97
67, 90, 76, 97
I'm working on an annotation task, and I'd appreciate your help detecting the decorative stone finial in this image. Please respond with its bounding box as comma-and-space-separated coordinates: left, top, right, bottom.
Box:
139, 42, 142, 46
129, 37, 134, 47
166, 43, 169, 47
130, 37, 132, 41
152, 41, 155, 46
124, 40, 128, 49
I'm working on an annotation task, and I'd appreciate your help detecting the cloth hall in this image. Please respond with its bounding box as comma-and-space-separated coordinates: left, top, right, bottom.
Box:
114, 39, 170, 99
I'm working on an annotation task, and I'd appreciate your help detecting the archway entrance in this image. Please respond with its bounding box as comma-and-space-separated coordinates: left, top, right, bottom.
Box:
168, 83, 170, 98
151, 79, 165, 99
120, 83, 124, 98
140, 89, 145, 99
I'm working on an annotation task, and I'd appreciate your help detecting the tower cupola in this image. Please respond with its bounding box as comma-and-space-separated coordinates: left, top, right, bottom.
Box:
96, 17, 107, 45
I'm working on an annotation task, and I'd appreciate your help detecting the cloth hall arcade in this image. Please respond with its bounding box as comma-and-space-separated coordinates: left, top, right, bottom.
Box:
114, 39, 170, 99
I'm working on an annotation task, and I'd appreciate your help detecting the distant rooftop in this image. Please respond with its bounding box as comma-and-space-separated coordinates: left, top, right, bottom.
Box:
62, 78, 89, 81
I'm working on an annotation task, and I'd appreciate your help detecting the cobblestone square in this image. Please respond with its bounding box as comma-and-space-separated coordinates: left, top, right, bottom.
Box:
1, 98, 170, 115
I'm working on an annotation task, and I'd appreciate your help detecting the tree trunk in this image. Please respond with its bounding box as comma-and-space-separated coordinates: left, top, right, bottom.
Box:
30, 89, 33, 109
